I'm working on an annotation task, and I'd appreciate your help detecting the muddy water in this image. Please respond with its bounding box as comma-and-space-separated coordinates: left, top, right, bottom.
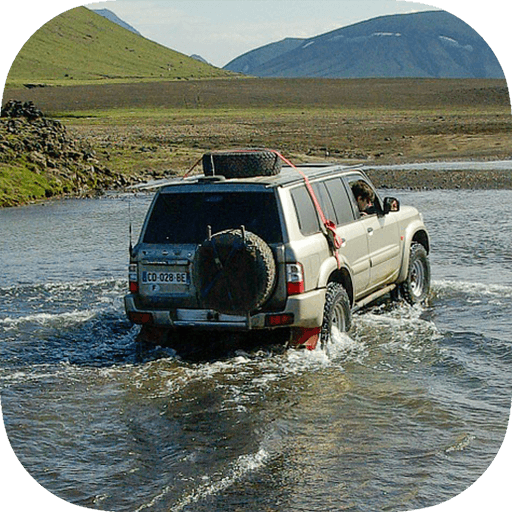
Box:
0, 188, 511, 511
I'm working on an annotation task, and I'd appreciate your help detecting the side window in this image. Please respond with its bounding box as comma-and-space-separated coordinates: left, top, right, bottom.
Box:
325, 178, 357, 225
347, 177, 380, 217
312, 182, 337, 225
290, 185, 321, 236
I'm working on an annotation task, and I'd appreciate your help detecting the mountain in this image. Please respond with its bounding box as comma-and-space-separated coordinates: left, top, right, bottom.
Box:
224, 11, 504, 79
92, 8, 142, 36
6, 7, 233, 87
190, 54, 210, 65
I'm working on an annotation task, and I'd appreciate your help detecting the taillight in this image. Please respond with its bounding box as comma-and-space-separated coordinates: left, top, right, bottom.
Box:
129, 264, 139, 293
265, 313, 294, 327
286, 263, 305, 295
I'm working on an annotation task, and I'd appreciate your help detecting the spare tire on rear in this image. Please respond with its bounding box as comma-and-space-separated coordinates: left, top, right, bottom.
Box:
194, 229, 276, 315
202, 149, 282, 179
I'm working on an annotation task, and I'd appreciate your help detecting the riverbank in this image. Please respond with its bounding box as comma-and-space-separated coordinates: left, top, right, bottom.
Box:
1, 78, 511, 206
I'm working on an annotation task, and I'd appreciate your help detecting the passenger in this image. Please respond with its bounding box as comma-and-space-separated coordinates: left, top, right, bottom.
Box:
351, 180, 375, 216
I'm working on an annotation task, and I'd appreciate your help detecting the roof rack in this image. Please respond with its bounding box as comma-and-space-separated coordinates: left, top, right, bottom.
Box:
128, 162, 365, 191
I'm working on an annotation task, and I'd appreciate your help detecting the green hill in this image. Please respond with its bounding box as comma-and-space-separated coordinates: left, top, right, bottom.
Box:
6, 6, 234, 87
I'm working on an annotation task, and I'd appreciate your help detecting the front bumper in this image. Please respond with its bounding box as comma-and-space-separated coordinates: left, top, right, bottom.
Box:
124, 288, 326, 330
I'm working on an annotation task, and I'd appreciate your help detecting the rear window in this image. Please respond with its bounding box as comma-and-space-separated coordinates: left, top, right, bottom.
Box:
143, 190, 283, 244
324, 178, 356, 225
290, 186, 321, 236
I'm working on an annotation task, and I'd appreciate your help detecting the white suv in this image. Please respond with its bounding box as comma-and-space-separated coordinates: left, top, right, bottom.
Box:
125, 150, 430, 350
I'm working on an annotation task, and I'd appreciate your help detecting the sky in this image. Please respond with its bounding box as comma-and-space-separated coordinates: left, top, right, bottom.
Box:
85, 0, 439, 67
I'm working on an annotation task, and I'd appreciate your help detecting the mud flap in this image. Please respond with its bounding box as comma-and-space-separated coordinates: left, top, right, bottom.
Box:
289, 327, 321, 351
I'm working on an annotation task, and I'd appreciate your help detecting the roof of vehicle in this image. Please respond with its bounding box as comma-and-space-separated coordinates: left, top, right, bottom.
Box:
133, 163, 366, 192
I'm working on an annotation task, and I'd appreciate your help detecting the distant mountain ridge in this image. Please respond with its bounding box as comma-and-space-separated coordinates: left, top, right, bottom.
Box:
94, 10, 212, 66
6, 7, 233, 87
92, 8, 142, 36
224, 11, 504, 79
190, 54, 210, 65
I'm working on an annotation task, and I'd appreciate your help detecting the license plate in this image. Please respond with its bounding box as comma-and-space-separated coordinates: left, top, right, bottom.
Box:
142, 271, 189, 285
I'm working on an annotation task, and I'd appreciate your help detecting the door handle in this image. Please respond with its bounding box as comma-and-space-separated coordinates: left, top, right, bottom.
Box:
367, 227, 374, 234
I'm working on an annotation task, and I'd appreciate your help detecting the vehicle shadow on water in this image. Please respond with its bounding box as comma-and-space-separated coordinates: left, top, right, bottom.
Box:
135, 326, 290, 364
2, 305, 289, 371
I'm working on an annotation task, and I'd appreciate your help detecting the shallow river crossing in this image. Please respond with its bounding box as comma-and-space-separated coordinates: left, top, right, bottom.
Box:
0, 187, 511, 511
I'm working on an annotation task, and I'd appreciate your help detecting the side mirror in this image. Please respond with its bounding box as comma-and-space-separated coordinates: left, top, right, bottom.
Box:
383, 197, 400, 214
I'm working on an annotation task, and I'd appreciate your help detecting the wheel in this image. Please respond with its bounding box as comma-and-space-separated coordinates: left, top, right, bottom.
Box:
194, 228, 276, 315
400, 243, 431, 305
320, 283, 352, 346
202, 149, 282, 178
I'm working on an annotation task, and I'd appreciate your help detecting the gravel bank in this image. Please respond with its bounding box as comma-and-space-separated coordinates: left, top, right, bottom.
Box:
365, 164, 512, 190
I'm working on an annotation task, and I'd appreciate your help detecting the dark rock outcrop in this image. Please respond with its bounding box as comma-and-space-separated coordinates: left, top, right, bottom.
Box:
0, 101, 132, 206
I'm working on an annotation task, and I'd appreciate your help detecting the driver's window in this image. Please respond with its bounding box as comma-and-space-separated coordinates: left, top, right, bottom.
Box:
349, 179, 379, 217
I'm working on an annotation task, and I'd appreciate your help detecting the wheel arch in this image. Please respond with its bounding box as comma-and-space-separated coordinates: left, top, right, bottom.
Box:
317, 255, 355, 306
412, 229, 430, 254
327, 267, 355, 307
398, 227, 430, 283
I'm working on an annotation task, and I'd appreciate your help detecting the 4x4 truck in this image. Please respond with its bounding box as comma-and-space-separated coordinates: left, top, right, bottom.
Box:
125, 150, 430, 350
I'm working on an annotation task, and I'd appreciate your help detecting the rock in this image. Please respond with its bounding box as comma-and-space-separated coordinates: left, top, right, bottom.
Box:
28, 151, 47, 168
23, 84, 48, 89
1, 100, 43, 120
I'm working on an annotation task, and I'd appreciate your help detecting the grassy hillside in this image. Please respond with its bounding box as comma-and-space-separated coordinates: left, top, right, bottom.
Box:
6, 6, 234, 88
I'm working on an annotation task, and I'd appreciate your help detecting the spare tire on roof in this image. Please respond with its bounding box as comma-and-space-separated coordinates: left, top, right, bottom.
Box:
194, 228, 276, 315
202, 149, 282, 179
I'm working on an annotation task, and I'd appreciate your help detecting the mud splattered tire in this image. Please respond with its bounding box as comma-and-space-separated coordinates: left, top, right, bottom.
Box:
400, 243, 431, 305
202, 150, 282, 179
320, 283, 351, 346
194, 229, 276, 315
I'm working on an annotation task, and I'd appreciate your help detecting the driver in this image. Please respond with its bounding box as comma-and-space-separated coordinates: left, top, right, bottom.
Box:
351, 180, 375, 216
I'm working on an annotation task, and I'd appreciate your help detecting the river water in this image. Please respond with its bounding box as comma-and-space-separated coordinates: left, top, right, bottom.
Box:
0, 187, 511, 512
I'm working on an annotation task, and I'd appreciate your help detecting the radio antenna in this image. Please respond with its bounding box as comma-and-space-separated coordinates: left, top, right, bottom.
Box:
128, 198, 133, 257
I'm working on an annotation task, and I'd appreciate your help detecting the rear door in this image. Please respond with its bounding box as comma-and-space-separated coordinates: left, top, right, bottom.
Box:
138, 185, 284, 308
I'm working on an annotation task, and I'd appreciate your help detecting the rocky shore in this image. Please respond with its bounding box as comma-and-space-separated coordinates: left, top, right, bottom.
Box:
0, 101, 139, 207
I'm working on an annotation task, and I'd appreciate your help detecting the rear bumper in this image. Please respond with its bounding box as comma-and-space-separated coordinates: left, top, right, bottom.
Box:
124, 288, 325, 330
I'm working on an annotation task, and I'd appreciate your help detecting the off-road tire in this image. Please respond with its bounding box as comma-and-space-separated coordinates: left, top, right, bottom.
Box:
194, 229, 276, 315
400, 243, 431, 305
202, 150, 282, 179
320, 283, 351, 347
